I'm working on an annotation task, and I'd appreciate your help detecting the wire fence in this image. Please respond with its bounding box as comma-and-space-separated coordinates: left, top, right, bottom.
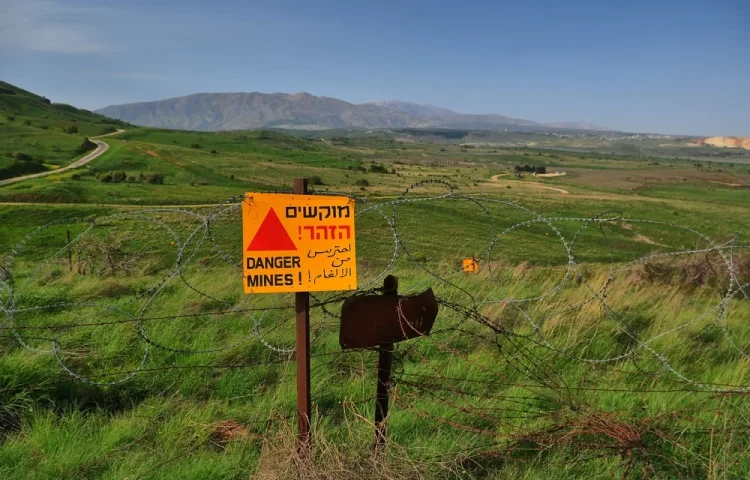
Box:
1, 179, 749, 476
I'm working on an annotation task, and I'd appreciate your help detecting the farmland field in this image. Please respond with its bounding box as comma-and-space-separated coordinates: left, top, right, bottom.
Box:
2, 87, 750, 479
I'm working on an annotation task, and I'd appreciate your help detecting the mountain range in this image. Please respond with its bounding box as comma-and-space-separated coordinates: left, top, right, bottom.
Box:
96, 92, 610, 132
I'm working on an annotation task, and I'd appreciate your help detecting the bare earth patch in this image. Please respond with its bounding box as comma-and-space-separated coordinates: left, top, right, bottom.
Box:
709, 180, 745, 187
210, 420, 252, 446
533, 172, 567, 177
488, 174, 570, 194
633, 234, 661, 246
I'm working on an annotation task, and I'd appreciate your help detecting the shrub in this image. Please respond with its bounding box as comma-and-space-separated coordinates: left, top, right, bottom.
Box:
23, 120, 31, 126
0, 158, 46, 180
13, 152, 33, 162
143, 173, 165, 184
6, 115, 15, 122
735, 255, 750, 286
65, 125, 78, 134
73, 233, 142, 277
75, 138, 96, 154
190, 143, 201, 149
99, 171, 160, 184
310, 175, 324, 186
513, 164, 546, 174
210, 149, 217, 154
369, 164, 389, 174
71, 173, 82, 181
354, 178, 369, 187
38, 125, 48, 130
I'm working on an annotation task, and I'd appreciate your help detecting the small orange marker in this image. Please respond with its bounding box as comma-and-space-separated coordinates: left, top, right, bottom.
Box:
462, 256, 479, 273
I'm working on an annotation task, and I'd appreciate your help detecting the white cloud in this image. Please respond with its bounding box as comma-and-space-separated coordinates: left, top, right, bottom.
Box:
113, 72, 170, 81
0, 0, 119, 54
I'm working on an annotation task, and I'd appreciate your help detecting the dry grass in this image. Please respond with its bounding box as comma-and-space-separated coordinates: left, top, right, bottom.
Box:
633, 254, 749, 292
509, 408, 670, 479
254, 406, 458, 480
561, 167, 750, 191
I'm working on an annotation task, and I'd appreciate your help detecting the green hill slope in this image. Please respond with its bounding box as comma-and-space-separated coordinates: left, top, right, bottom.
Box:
0, 82, 373, 202
0, 81, 126, 179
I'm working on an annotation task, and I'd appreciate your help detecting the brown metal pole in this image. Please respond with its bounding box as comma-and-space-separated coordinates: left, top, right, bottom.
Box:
294, 178, 312, 452
375, 275, 398, 448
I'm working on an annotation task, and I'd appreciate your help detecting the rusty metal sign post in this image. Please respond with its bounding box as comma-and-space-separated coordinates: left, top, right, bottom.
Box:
241, 178, 359, 453
294, 178, 312, 452
340, 275, 439, 448
375, 275, 398, 447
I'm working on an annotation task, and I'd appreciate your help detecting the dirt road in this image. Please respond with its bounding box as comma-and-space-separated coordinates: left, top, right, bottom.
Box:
0, 129, 125, 187
489, 174, 570, 194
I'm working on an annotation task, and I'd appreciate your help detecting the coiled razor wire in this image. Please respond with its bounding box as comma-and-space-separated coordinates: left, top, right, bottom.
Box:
0, 179, 748, 390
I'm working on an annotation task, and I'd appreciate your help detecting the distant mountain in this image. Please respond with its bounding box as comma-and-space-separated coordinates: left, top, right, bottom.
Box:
364, 100, 462, 119
96, 92, 609, 132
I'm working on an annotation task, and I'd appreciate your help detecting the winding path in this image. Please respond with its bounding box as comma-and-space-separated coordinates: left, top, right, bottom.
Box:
0, 129, 125, 187
490, 173, 569, 194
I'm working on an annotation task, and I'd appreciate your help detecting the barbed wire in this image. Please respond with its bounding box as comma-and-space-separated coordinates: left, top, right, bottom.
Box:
2, 179, 750, 476
1, 181, 748, 385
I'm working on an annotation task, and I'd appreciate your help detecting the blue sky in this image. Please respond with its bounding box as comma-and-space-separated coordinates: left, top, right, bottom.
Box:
1, 0, 748, 135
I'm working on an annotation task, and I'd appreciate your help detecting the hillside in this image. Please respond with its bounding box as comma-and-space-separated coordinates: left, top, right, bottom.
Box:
96, 92, 608, 132
0, 81, 125, 179
700, 136, 750, 150
0, 81, 123, 127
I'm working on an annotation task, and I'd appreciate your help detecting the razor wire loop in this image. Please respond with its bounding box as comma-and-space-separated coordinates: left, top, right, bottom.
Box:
1, 181, 749, 392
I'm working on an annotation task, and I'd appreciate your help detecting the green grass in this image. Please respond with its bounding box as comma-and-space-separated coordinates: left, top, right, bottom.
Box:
2, 81, 750, 478
0, 81, 125, 178
1, 188, 749, 478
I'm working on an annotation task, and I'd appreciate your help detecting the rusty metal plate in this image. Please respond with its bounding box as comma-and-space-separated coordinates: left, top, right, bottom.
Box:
339, 288, 439, 350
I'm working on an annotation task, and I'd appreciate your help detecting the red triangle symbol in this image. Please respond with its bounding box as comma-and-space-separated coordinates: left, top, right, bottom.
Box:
247, 208, 297, 251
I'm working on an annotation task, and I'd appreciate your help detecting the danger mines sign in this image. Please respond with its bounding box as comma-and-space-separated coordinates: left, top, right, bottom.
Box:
242, 193, 357, 293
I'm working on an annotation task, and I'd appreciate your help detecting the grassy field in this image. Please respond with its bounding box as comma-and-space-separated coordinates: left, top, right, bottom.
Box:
1, 83, 750, 479
0, 82, 125, 179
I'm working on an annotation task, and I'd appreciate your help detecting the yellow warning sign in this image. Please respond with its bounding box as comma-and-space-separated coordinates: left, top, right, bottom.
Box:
242, 193, 357, 293
462, 256, 479, 273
